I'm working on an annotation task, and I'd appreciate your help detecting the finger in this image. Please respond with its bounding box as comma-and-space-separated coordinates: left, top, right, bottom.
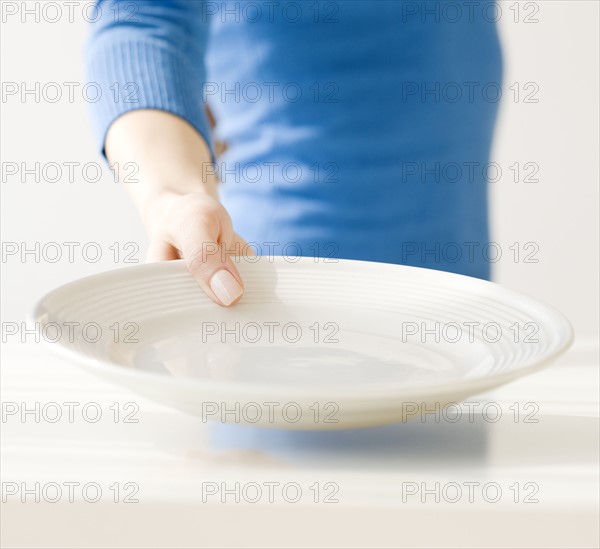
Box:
147, 240, 180, 262
180, 232, 244, 307
232, 233, 256, 256
219, 231, 256, 258
217, 214, 234, 250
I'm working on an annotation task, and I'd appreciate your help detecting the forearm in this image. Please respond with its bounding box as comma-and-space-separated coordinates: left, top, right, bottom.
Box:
86, 2, 245, 306
106, 110, 218, 229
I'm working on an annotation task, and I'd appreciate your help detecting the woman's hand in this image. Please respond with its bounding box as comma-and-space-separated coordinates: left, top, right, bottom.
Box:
144, 191, 250, 306
105, 109, 249, 307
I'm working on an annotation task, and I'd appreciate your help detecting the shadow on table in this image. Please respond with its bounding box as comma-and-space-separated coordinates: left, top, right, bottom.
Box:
205, 415, 490, 469
203, 414, 599, 470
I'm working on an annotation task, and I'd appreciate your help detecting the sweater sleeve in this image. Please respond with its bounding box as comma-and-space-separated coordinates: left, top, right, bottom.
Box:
84, 0, 213, 158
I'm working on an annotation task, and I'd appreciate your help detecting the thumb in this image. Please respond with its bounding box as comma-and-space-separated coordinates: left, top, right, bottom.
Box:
181, 234, 244, 307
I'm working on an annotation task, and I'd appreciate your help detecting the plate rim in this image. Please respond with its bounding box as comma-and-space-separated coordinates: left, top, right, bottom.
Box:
29, 257, 575, 402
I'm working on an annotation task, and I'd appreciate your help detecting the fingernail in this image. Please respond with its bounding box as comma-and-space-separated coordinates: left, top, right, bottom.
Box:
210, 269, 243, 306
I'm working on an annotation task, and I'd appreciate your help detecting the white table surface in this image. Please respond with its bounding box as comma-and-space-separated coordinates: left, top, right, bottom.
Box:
1, 341, 598, 549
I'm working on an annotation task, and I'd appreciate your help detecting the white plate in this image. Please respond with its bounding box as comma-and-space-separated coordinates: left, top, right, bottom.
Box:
32, 257, 573, 429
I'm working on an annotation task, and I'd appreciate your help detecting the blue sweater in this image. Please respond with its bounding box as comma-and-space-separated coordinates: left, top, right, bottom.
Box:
86, 0, 502, 279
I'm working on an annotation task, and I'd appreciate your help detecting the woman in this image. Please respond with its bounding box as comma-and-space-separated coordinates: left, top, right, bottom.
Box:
86, 0, 502, 306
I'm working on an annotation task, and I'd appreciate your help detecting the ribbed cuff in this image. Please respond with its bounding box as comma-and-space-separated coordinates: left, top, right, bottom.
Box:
85, 38, 213, 162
